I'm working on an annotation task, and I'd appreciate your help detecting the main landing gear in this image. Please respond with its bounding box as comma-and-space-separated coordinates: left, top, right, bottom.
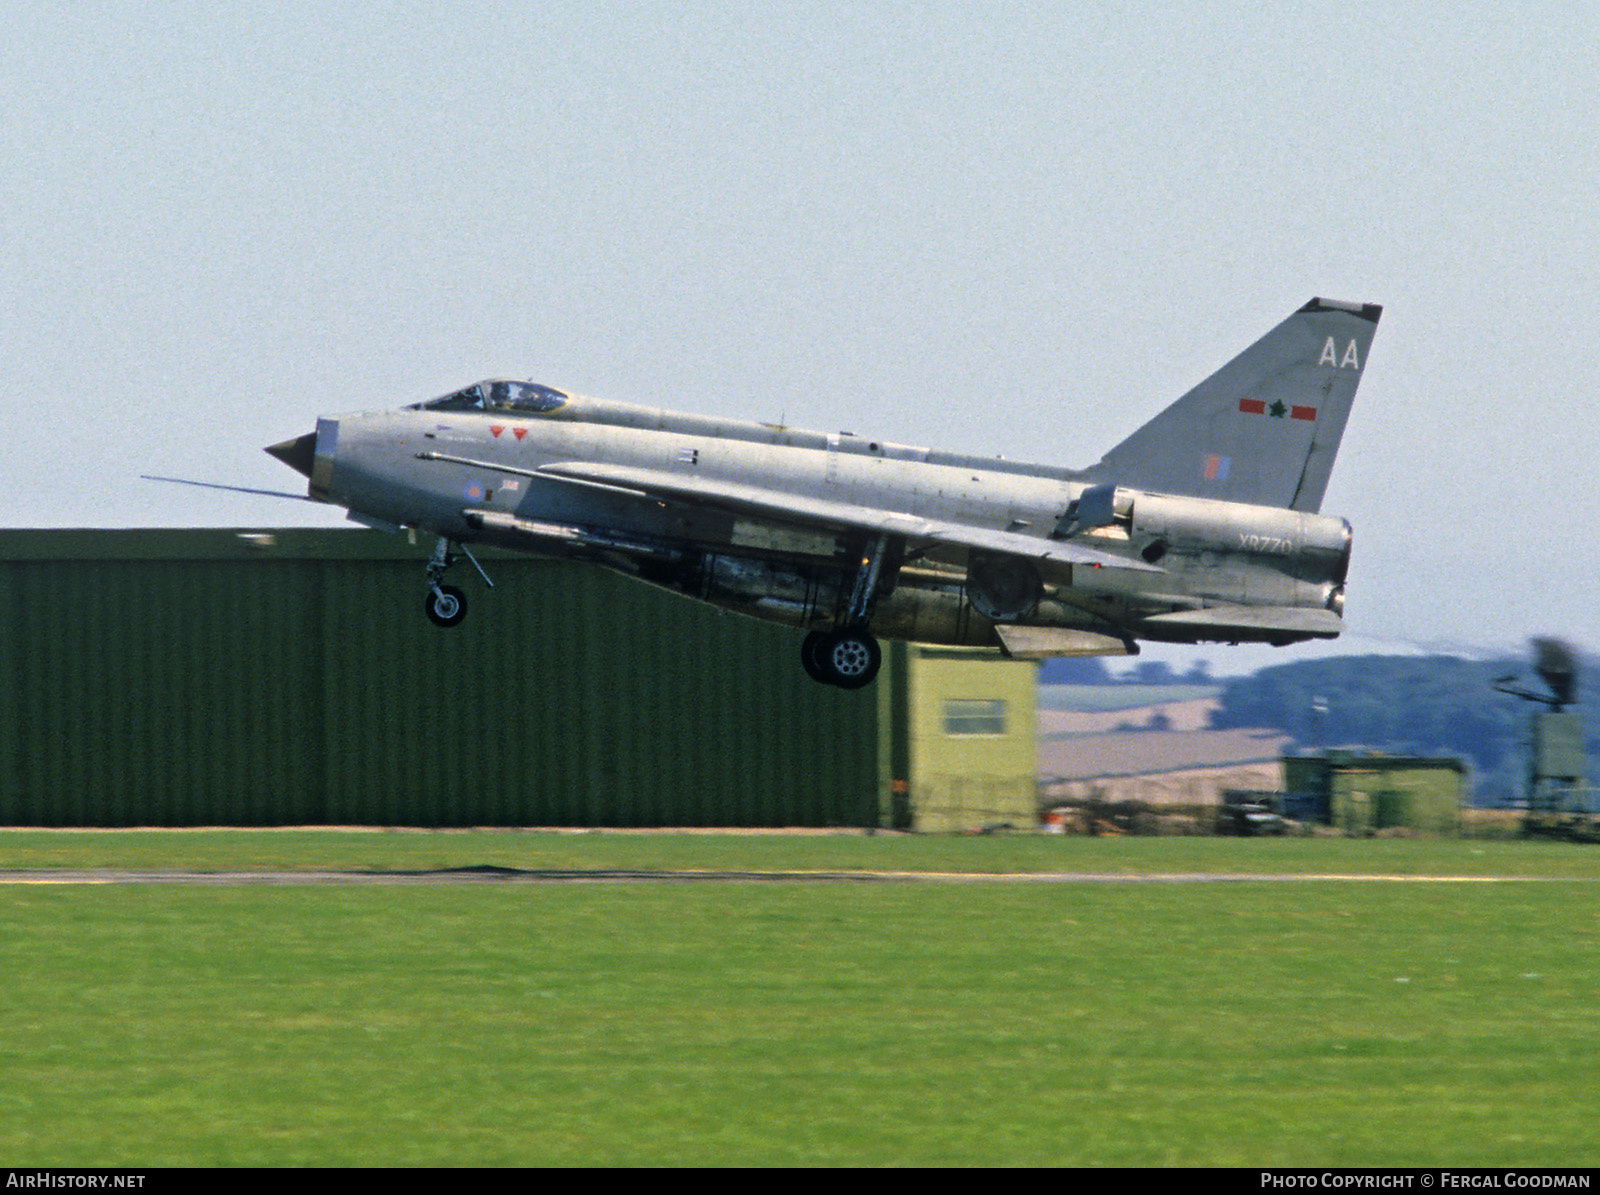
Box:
424, 537, 492, 628
801, 535, 892, 689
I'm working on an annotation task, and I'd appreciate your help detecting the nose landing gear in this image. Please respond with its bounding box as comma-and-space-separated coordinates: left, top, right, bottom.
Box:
424, 537, 492, 628
426, 583, 468, 627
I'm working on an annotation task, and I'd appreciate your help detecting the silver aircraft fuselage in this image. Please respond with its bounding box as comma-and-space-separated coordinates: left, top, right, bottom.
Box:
301, 391, 1349, 653
260, 298, 1380, 685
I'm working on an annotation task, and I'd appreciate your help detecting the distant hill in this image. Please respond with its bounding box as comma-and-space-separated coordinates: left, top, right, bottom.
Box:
1038, 683, 1220, 737
1037, 683, 1220, 714
1038, 656, 1213, 685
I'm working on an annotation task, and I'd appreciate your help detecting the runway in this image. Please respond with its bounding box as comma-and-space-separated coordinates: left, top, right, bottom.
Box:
0, 866, 1576, 885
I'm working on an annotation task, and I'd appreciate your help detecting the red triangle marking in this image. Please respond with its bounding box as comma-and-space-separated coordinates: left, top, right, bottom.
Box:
513, 428, 527, 440
490, 425, 504, 437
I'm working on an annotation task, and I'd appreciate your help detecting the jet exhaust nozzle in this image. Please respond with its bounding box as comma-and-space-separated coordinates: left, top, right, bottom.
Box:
265, 432, 317, 479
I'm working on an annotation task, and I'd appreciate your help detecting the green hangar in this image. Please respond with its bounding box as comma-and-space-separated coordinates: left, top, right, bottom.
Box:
0, 530, 1037, 831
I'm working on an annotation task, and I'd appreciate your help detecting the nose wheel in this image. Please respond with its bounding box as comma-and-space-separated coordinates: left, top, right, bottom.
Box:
426, 584, 467, 627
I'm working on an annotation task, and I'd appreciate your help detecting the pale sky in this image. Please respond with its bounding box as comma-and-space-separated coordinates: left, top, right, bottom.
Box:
6, 3, 1597, 669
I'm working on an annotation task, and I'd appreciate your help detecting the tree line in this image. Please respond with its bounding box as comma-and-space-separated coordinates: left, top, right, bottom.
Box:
1207, 654, 1594, 805
1041, 651, 1595, 804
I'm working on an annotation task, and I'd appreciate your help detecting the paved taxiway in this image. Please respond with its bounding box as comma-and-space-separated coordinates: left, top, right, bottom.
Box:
0, 868, 1581, 886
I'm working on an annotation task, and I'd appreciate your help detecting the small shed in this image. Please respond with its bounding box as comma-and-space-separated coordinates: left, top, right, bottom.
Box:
1283, 753, 1467, 835
895, 647, 1038, 833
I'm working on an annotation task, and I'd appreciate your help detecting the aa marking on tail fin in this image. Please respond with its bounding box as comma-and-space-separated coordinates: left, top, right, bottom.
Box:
1319, 338, 1362, 369
1079, 296, 1381, 512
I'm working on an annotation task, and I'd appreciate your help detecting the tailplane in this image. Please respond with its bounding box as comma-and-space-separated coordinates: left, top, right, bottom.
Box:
1081, 298, 1381, 512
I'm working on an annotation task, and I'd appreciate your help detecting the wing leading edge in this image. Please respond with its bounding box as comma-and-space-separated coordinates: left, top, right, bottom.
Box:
416, 450, 1159, 574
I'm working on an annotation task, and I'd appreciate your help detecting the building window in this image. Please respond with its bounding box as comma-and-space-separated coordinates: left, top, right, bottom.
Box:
943, 698, 1007, 736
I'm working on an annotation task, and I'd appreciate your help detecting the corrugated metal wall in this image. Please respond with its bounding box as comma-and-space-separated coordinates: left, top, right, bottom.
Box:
0, 530, 881, 827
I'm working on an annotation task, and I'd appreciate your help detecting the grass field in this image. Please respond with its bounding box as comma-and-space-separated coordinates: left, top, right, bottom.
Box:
4, 827, 1600, 878
1, 832, 1596, 1166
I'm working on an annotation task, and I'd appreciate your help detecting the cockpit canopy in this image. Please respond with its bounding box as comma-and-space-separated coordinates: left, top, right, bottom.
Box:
410, 380, 569, 414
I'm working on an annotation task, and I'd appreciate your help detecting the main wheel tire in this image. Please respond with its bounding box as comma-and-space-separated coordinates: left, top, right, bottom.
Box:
816, 630, 881, 689
425, 584, 467, 627
800, 630, 832, 684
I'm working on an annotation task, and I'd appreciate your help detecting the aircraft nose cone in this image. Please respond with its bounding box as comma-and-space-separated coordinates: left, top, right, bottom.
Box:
265, 431, 317, 479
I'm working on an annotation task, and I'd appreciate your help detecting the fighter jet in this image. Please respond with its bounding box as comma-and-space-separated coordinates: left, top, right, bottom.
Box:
255, 298, 1379, 688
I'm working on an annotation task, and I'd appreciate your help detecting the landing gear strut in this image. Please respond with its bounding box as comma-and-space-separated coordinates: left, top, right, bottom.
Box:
424, 537, 492, 628
801, 535, 893, 688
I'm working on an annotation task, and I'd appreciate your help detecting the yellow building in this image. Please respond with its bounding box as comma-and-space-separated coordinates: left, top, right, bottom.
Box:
887, 647, 1039, 833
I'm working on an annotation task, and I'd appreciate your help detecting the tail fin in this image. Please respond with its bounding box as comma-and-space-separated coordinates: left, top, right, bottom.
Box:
1081, 298, 1381, 512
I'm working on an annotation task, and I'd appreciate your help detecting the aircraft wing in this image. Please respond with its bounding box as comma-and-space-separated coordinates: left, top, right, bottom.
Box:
414, 451, 1158, 573
533, 460, 1161, 573
1140, 604, 1344, 637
